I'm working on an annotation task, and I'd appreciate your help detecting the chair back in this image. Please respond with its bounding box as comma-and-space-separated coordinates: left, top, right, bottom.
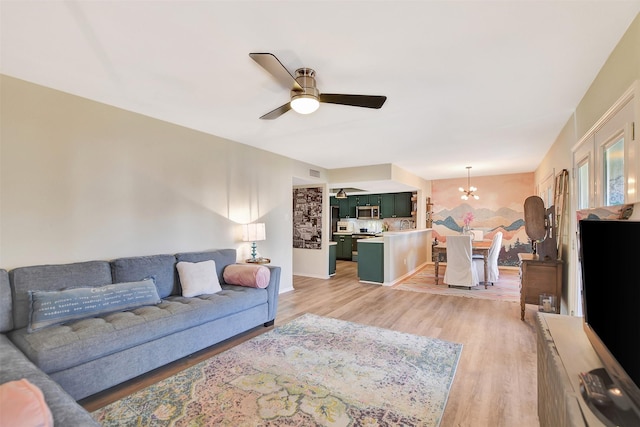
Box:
488, 232, 503, 263
444, 235, 479, 287
475, 232, 503, 284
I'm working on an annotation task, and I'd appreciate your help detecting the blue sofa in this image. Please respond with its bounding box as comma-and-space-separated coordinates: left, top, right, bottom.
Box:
0, 249, 281, 425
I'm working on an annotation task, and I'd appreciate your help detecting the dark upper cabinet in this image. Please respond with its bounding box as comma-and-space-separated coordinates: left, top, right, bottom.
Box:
394, 192, 413, 217
356, 194, 381, 206
356, 195, 369, 206
338, 197, 351, 218
380, 192, 413, 218
333, 192, 412, 218
380, 194, 396, 218
347, 196, 357, 217
368, 194, 381, 206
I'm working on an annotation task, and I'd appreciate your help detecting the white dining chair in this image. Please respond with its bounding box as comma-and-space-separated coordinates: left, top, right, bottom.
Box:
444, 235, 479, 289
473, 232, 503, 286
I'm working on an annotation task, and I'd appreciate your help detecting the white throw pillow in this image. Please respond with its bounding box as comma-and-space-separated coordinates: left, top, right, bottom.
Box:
176, 260, 222, 297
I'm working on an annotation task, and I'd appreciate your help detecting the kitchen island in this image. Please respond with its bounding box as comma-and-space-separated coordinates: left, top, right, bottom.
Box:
357, 229, 432, 285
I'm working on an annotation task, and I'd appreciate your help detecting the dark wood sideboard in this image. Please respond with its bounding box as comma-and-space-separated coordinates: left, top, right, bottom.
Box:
518, 253, 562, 320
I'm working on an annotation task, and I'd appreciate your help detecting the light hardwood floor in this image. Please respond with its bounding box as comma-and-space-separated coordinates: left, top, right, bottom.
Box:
82, 260, 540, 426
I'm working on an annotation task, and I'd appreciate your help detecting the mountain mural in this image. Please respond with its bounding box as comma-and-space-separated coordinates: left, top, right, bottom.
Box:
430, 171, 535, 266
432, 205, 530, 266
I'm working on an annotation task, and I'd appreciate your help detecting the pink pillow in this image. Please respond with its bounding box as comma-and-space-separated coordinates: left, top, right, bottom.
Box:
223, 264, 270, 288
0, 379, 53, 427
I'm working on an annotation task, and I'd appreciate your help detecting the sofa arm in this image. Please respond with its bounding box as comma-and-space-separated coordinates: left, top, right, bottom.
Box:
264, 266, 281, 323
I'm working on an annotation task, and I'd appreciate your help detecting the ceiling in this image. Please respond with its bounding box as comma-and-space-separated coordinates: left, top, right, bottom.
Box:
2, 1, 639, 190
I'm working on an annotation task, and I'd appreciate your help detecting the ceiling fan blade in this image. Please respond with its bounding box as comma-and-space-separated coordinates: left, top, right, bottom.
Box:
319, 94, 387, 109
260, 102, 292, 120
250, 53, 302, 91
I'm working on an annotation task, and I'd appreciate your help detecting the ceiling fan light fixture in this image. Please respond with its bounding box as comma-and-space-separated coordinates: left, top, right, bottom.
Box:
290, 93, 320, 114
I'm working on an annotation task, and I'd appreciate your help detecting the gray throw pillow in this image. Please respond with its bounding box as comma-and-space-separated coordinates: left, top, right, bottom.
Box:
28, 278, 161, 332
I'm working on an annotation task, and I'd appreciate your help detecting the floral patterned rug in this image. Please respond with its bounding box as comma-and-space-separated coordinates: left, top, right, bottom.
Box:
92, 313, 462, 426
393, 265, 521, 302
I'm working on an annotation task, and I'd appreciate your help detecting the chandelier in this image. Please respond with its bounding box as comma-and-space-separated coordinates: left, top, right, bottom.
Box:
459, 166, 479, 200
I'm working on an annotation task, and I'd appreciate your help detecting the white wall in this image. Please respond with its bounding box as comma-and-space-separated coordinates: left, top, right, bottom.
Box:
534, 14, 640, 315
0, 75, 297, 292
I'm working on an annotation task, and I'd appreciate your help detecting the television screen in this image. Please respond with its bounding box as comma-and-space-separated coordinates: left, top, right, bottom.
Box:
579, 219, 640, 421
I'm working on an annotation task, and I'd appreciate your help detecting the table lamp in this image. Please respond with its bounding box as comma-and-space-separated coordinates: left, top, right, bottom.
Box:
242, 223, 266, 261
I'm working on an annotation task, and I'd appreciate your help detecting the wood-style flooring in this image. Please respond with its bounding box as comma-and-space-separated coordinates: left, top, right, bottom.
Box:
81, 260, 540, 426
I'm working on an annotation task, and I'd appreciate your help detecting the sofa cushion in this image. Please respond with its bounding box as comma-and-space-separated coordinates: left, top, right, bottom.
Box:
223, 264, 270, 288
9, 261, 113, 330
110, 254, 178, 298
175, 249, 236, 286
28, 279, 161, 332
9, 285, 268, 374
0, 269, 13, 332
176, 261, 222, 297
0, 379, 53, 427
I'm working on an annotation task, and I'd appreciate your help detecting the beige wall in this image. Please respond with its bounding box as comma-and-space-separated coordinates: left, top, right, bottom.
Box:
534, 13, 640, 314
0, 75, 298, 292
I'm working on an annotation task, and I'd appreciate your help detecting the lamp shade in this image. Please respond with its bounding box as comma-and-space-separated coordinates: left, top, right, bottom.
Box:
242, 223, 266, 242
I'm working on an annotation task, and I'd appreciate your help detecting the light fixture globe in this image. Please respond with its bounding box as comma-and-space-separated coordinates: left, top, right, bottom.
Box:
290, 68, 320, 115
459, 166, 479, 200
290, 93, 319, 114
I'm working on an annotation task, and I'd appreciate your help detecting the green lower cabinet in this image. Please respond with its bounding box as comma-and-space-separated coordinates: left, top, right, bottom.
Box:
357, 242, 384, 283
329, 244, 337, 275
333, 235, 352, 260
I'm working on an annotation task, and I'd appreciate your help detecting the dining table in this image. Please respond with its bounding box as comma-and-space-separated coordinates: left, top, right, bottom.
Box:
432, 239, 492, 288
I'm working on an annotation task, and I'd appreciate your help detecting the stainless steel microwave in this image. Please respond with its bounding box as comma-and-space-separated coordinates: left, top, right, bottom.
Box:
356, 206, 379, 219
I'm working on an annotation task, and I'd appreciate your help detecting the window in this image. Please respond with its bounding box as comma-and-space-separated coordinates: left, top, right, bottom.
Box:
603, 136, 625, 206
571, 80, 637, 318
577, 159, 590, 210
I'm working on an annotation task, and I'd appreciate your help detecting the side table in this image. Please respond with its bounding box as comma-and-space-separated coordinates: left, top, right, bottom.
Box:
245, 258, 271, 265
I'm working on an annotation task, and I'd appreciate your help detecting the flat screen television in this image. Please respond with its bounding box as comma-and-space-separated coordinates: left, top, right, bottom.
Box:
578, 219, 640, 425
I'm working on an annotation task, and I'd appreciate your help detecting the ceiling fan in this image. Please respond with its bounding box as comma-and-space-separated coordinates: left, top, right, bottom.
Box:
249, 52, 387, 120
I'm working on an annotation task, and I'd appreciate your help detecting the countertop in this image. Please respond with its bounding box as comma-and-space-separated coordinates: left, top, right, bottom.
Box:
357, 237, 383, 243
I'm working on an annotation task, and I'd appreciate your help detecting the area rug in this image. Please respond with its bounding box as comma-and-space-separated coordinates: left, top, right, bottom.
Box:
393, 265, 521, 302
92, 313, 462, 426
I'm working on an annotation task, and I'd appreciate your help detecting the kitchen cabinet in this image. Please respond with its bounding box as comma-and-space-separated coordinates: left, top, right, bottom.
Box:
380, 194, 395, 218
347, 196, 357, 218
329, 242, 337, 276
333, 234, 353, 260
357, 240, 384, 283
356, 194, 381, 206
380, 192, 413, 218
331, 195, 351, 218
394, 192, 413, 217
337, 197, 351, 218
336, 192, 411, 218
